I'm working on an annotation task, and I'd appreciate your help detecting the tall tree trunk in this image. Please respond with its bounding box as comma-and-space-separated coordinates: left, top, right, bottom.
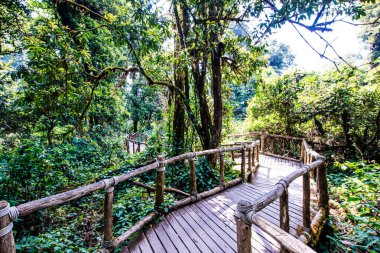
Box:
172, 3, 187, 155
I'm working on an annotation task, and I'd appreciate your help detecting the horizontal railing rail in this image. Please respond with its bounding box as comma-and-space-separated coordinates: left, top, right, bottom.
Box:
234, 137, 328, 253
0, 140, 260, 253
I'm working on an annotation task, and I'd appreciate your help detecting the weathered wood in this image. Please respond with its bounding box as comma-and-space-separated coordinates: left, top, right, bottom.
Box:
126, 139, 130, 153
189, 157, 197, 196
279, 190, 290, 253
113, 212, 157, 249
235, 217, 252, 253
247, 147, 252, 182
262, 152, 301, 162
132, 141, 135, 154
17, 162, 159, 216
155, 155, 165, 211
219, 152, 225, 186
130, 181, 190, 197
251, 214, 316, 253
302, 173, 311, 230
317, 164, 329, 211
231, 150, 235, 162
103, 188, 114, 251
137, 142, 141, 152
260, 134, 265, 152
0, 201, 15, 253
241, 147, 246, 181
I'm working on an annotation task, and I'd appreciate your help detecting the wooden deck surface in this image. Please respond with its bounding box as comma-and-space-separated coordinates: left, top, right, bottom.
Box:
121, 155, 317, 253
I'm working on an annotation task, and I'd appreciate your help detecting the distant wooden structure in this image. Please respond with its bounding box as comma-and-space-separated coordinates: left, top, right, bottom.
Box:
0, 133, 328, 253
125, 133, 147, 154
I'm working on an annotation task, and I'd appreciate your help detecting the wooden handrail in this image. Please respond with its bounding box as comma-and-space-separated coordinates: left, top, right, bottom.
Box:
234, 138, 327, 253
1, 140, 260, 252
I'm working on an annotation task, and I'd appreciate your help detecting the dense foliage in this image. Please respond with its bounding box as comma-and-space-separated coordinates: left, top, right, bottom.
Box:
319, 161, 380, 253
1, 0, 379, 252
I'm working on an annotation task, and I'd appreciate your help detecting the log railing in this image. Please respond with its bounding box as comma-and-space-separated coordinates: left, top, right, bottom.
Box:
0, 141, 260, 253
227, 132, 304, 161
234, 137, 328, 253
125, 137, 147, 154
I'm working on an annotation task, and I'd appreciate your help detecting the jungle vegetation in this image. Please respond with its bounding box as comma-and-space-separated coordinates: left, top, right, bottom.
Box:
0, 0, 379, 252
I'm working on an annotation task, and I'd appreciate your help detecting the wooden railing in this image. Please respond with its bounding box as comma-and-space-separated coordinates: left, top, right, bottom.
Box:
234, 137, 328, 253
0, 141, 260, 252
227, 132, 304, 161
125, 133, 147, 154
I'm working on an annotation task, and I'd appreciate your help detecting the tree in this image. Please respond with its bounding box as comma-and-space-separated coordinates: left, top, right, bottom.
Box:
268, 40, 295, 73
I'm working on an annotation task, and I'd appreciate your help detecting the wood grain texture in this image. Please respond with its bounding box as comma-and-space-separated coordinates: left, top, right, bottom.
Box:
122, 155, 319, 253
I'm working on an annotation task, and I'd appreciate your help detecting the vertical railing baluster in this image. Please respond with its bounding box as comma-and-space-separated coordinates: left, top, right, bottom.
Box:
155, 155, 165, 211
132, 141, 135, 154
317, 163, 329, 212
247, 147, 252, 182
241, 145, 246, 182
103, 183, 114, 251
219, 152, 225, 187
302, 172, 311, 230
280, 187, 290, 253
189, 156, 197, 196
260, 134, 265, 152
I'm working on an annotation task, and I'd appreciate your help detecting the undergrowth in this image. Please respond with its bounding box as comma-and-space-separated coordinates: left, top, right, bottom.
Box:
318, 161, 380, 253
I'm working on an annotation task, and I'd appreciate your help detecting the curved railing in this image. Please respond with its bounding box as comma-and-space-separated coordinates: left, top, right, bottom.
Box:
0, 140, 260, 252
234, 136, 328, 253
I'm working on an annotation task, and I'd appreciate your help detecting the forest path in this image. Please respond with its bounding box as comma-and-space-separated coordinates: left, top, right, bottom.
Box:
121, 155, 315, 253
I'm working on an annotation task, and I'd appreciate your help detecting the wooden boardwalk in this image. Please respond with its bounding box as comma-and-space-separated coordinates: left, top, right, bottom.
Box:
122, 155, 317, 253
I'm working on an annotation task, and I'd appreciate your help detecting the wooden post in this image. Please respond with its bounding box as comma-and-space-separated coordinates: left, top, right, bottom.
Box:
0, 201, 16, 253
241, 146, 246, 182
155, 155, 166, 211
132, 141, 135, 154
255, 146, 259, 168
302, 173, 311, 230
189, 157, 197, 196
219, 152, 225, 186
126, 140, 130, 153
247, 147, 252, 182
280, 189, 290, 253
235, 218, 252, 253
260, 134, 265, 152
235, 200, 253, 253
317, 164, 329, 213
231, 150, 235, 162
103, 187, 114, 251
300, 142, 305, 163
137, 142, 141, 152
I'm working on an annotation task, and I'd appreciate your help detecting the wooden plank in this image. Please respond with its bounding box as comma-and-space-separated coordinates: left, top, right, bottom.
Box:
138, 232, 154, 253
144, 227, 166, 253
174, 209, 227, 252
169, 212, 213, 253
160, 217, 190, 253
232, 186, 303, 220
203, 197, 281, 252
231, 187, 303, 225
153, 221, 178, 252
218, 190, 298, 235
239, 184, 304, 212
165, 214, 201, 253
182, 205, 236, 252
191, 203, 236, 240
